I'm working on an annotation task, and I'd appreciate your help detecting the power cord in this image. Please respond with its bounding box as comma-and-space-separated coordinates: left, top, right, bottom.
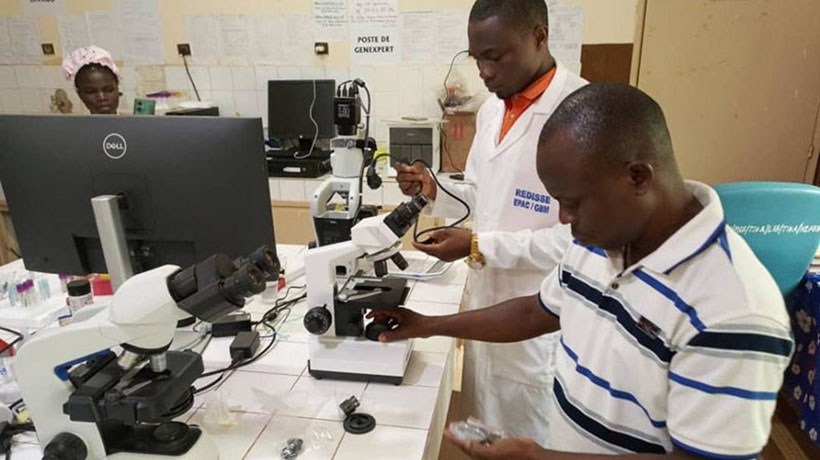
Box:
181, 54, 201, 102
440, 50, 470, 174
372, 154, 471, 241
294, 79, 319, 160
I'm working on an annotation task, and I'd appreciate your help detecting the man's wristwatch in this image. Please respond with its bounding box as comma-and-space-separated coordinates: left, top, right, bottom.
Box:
466, 232, 486, 269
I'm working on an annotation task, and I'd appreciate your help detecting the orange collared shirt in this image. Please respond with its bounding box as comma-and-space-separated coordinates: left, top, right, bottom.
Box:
498, 66, 557, 143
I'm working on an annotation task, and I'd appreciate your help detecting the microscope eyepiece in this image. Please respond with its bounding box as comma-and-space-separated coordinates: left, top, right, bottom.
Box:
383, 194, 429, 237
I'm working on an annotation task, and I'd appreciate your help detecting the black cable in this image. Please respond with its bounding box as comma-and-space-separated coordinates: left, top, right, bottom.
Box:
181, 54, 201, 102
375, 154, 471, 241
193, 370, 227, 395
8, 400, 22, 412
440, 50, 470, 174
443, 50, 469, 97
196, 322, 278, 380
0, 327, 22, 339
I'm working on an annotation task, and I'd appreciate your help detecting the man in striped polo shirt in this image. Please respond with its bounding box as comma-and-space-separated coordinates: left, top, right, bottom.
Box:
372, 82, 793, 459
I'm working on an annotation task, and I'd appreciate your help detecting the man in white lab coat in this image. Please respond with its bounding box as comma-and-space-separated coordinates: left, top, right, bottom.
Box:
394, 0, 586, 446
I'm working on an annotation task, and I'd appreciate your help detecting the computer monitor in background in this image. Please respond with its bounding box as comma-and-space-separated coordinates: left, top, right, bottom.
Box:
268, 79, 335, 158
0, 115, 276, 281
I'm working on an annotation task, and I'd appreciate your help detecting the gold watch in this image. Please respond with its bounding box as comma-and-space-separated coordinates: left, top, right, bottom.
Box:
466, 232, 486, 269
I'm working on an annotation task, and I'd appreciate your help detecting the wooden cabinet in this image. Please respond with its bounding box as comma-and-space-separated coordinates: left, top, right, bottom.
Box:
441, 112, 477, 172
632, 0, 820, 184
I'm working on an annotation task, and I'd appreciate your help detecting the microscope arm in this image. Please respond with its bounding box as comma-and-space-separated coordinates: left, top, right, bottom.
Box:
305, 240, 364, 322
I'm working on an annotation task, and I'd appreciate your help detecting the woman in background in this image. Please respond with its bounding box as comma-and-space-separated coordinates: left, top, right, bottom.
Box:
62, 45, 121, 114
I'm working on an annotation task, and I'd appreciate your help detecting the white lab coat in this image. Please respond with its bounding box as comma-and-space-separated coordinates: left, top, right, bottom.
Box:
430, 64, 586, 446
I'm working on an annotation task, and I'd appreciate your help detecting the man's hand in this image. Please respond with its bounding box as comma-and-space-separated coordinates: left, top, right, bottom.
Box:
394, 162, 437, 199
412, 228, 471, 262
445, 429, 545, 460
366, 308, 433, 342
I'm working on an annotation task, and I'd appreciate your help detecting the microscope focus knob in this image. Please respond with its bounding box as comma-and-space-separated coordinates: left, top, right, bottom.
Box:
43, 433, 88, 460
390, 253, 409, 271
304, 306, 332, 335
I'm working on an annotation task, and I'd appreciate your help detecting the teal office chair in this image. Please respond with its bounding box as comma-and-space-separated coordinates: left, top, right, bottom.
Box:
714, 182, 820, 295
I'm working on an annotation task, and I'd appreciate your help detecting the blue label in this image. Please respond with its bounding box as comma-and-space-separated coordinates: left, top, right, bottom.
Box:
513, 188, 551, 214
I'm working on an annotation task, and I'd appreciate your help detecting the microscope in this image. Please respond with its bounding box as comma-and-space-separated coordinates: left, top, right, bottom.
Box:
304, 194, 428, 384
12, 247, 279, 460
310, 79, 380, 261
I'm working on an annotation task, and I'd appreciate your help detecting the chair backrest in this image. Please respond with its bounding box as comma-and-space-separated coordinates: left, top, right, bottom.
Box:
714, 182, 820, 295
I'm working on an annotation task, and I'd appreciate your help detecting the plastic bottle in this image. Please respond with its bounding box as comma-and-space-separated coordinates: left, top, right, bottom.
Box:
67, 279, 93, 314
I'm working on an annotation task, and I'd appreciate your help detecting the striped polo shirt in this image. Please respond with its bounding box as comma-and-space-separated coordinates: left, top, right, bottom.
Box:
538, 181, 793, 459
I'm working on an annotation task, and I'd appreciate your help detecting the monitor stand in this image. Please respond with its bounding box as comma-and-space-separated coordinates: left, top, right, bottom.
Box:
91, 195, 135, 292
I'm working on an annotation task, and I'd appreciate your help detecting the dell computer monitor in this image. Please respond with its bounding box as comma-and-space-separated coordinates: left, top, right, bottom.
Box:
0, 115, 276, 276
268, 79, 335, 155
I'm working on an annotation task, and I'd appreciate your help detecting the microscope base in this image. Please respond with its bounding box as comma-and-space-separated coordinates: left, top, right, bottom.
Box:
106, 429, 218, 460
308, 335, 412, 385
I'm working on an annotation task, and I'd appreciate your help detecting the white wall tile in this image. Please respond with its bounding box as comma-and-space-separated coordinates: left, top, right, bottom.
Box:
257, 91, 268, 127
187, 66, 211, 91
0, 90, 22, 113
276, 66, 301, 80
325, 67, 350, 86
119, 66, 137, 90
300, 66, 325, 80
383, 184, 406, 206
267, 178, 280, 200
397, 66, 424, 117
349, 65, 373, 85
231, 67, 255, 91
19, 89, 42, 113
38, 66, 66, 90
14, 66, 40, 89
211, 90, 235, 116
254, 66, 276, 91
233, 90, 258, 117
371, 66, 399, 93
164, 66, 188, 91
196, 90, 213, 104
279, 179, 306, 201
363, 184, 383, 206
121, 90, 136, 113
0, 67, 16, 89
209, 66, 233, 90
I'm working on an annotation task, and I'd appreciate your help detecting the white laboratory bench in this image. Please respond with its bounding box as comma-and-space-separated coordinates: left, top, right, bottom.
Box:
2, 244, 467, 460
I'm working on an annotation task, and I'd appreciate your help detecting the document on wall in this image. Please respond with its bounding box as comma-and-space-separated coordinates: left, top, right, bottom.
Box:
184, 15, 218, 65
435, 9, 469, 64
350, 0, 400, 65
400, 11, 435, 63
314, 0, 348, 42
0, 18, 14, 65
282, 14, 314, 66
57, 15, 90, 57
115, 0, 164, 65
251, 15, 284, 65
549, 6, 583, 66
21, 0, 65, 15
86, 12, 123, 59
218, 14, 251, 65
350, 0, 398, 26
9, 17, 41, 64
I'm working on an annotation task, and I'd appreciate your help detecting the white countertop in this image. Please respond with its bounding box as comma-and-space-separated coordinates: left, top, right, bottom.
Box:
3, 245, 467, 460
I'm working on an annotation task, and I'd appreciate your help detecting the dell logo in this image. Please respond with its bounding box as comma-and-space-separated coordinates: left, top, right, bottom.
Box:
102, 133, 127, 159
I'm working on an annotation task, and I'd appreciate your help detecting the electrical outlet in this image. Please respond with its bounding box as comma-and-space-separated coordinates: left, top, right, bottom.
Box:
41, 43, 55, 55
177, 43, 192, 56
314, 42, 329, 55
